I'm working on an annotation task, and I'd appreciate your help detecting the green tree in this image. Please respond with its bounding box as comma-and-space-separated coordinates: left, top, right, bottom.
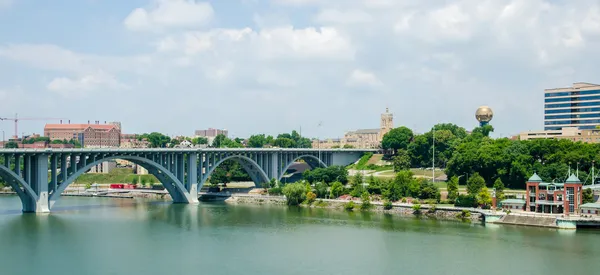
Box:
343, 144, 354, 149
248, 134, 267, 148
315, 182, 328, 198
131, 177, 138, 185
583, 188, 594, 204
419, 181, 440, 201
191, 137, 208, 145
4, 141, 18, 148
139, 132, 171, 148
392, 149, 411, 171
350, 172, 364, 197
282, 183, 307, 206
382, 126, 414, 154
360, 191, 371, 210
330, 181, 344, 198
212, 134, 227, 148
141, 178, 148, 188
447, 176, 459, 201
467, 172, 485, 195
477, 187, 492, 208
493, 178, 505, 201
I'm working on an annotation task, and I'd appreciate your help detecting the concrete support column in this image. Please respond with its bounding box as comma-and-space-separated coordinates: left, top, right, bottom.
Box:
3, 155, 9, 168
187, 153, 199, 204
70, 154, 77, 176
50, 154, 57, 193
61, 154, 68, 184
269, 152, 279, 180
14, 154, 21, 176
177, 154, 184, 183
23, 154, 50, 213
24, 155, 31, 183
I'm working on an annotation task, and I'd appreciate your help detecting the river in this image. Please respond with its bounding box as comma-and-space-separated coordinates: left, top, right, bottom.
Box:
0, 196, 599, 275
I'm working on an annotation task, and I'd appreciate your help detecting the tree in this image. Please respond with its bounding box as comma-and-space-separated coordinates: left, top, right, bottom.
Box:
383, 170, 413, 201
343, 144, 354, 149
212, 134, 227, 148
330, 181, 344, 198
315, 182, 328, 198
360, 191, 371, 210
447, 176, 459, 201
382, 126, 414, 154
141, 178, 148, 188
131, 177, 138, 185
583, 188, 594, 204
419, 181, 440, 201
477, 187, 492, 208
4, 141, 18, 148
493, 178, 505, 201
139, 132, 171, 148
350, 172, 365, 198
392, 149, 411, 171
472, 125, 495, 137
283, 183, 307, 206
191, 137, 208, 145
467, 172, 485, 195
248, 134, 267, 148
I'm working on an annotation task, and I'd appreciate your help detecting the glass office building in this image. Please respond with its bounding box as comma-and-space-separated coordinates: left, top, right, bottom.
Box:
544, 82, 600, 130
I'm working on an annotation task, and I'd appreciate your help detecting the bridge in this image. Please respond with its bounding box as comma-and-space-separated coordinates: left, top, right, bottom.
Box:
0, 148, 372, 213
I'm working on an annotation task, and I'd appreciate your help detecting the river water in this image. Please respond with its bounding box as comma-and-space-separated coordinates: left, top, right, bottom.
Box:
0, 196, 599, 275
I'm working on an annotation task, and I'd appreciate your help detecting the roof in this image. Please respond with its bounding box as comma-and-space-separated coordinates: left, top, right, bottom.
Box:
565, 174, 581, 183
501, 199, 526, 204
539, 182, 564, 187
528, 173, 542, 182
348, 129, 380, 134
580, 203, 600, 209
44, 124, 116, 131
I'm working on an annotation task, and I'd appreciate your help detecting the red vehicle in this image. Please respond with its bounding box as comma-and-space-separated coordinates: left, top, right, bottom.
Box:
124, 184, 137, 189
110, 184, 124, 189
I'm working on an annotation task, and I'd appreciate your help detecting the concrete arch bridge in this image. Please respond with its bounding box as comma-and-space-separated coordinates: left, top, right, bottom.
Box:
0, 148, 372, 213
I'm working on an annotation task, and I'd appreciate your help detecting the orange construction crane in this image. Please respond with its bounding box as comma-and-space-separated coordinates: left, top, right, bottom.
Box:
0, 113, 67, 139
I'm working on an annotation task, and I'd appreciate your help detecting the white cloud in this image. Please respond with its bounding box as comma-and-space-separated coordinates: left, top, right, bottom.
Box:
47, 71, 129, 97
347, 69, 382, 87
124, 0, 214, 32
314, 9, 372, 24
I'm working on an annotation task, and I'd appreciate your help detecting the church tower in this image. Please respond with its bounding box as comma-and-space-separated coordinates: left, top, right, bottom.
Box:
380, 107, 394, 138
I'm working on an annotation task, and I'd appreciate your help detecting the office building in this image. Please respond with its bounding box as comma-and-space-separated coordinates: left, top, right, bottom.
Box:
44, 122, 122, 148
544, 82, 600, 130
517, 127, 600, 143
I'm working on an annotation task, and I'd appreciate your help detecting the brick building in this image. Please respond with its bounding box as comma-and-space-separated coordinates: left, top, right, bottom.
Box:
44, 123, 122, 148
524, 173, 583, 215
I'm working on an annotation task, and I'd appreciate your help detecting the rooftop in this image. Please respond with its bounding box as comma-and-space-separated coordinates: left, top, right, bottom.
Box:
501, 199, 526, 204
44, 124, 117, 131
580, 203, 600, 209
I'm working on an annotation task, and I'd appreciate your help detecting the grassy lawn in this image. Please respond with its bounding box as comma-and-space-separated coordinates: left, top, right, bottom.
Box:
75, 168, 159, 184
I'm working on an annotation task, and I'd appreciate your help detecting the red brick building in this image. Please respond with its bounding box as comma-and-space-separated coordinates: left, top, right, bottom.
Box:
525, 173, 583, 215
44, 123, 121, 148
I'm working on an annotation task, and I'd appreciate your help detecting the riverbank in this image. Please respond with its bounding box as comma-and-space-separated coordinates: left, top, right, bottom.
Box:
225, 195, 483, 222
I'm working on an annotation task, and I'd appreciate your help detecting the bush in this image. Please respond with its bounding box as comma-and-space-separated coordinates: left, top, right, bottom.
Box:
427, 205, 437, 214
454, 194, 478, 208
360, 191, 372, 210
315, 182, 328, 198
330, 181, 344, 198
283, 183, 307, 206
306, 191, 317, 204
85, 183, 91, 190
268, 187, 283, 195
344, 201, 355, 211
401, 198, 407, 203
412, 204, 422, 215
383, 200, 393, 210
456, 209, 471, 219
424, 199, 438, 205
315, 200, 329, 207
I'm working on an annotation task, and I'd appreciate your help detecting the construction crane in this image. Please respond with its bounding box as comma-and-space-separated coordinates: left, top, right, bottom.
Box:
0, 113, 67, 139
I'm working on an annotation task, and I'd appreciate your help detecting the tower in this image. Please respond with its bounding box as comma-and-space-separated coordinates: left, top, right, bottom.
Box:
475, 106, 493, 127
380, 107, 394, 138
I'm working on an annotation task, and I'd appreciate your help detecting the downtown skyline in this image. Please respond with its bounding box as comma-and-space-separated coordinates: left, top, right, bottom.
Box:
1, 0, 600, 138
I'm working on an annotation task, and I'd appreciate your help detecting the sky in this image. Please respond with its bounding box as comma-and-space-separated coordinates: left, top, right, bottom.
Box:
0, 0, 599, 139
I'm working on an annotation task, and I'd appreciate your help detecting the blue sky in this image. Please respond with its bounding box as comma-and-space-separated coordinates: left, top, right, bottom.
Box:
1, 0, 600, 139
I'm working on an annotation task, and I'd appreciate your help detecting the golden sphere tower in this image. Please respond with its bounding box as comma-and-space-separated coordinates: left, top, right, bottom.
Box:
475, 106, 493, 127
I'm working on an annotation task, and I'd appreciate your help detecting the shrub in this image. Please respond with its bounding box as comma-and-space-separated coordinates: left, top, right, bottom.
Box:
268, 187, 283, 195
455, 194, 478, 208
315, 200, 329, 207
401, 198, 407, 203
85, 183, 91, 190
427, 205, 437, 214
344, 201, 355, 211
412, 204, 422, 215
456, 209, 471, 219
424, 199, 438, 205
330, 181, 344, 198
283, 183, 307, 206
315, 182, 328, 198
383, 200, 393, 210
360, 191, 372, 210
306, 191, 317, 204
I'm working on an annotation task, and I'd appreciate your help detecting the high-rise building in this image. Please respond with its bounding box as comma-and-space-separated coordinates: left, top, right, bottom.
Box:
194, 128, 228, 138
544, 82, 600, 130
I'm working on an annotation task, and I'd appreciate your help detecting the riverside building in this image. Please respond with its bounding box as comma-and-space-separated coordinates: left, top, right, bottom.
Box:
525, 173, 583, 214
544, 82, 600, 131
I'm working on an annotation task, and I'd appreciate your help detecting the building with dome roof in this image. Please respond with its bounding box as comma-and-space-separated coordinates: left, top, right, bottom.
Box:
520, 173, 584, 214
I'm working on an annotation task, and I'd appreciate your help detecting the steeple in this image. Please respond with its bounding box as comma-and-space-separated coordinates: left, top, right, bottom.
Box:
380, 107, 394, 137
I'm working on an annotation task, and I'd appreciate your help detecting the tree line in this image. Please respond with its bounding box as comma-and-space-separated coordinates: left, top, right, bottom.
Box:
382, 123, 600, 189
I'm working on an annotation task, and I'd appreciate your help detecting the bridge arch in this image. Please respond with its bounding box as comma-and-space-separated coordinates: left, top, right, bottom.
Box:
278, 154, 327, 182
202, 155, 270, 189
48, 155, 193, 209
0, 165, 38, 211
